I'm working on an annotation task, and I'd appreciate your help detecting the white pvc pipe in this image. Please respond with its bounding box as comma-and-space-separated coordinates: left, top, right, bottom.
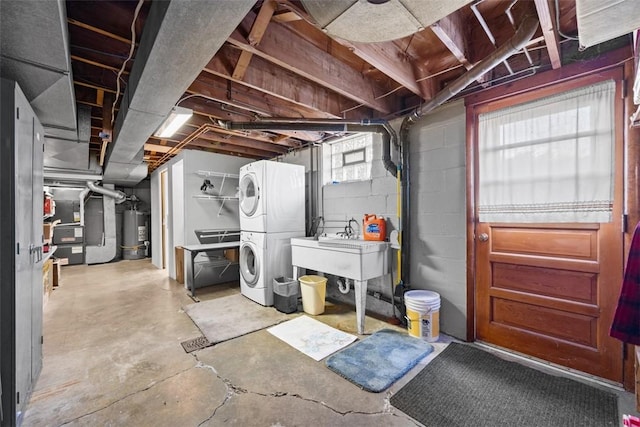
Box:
79, 187, 90, 226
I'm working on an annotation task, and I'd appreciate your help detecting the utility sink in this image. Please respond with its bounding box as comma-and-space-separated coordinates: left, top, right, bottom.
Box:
291, 237, 390, 334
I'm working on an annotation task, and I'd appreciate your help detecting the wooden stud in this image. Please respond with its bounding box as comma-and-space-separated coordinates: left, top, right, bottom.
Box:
96, 89, 104, 106
67, 18, 134, 45
534, 0, 562, 69
232, 0, 276, 81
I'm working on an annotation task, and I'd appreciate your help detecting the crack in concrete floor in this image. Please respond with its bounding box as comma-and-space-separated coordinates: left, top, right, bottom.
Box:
191, 352, 420, 426
55, 364, 195, 427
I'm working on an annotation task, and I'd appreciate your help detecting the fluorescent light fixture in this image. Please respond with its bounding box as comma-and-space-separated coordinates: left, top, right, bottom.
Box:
154, 106, 193, 138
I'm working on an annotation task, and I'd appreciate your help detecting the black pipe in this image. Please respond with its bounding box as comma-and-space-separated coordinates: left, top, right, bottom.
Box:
398, 16, 539, 287
222, 119, 399, 178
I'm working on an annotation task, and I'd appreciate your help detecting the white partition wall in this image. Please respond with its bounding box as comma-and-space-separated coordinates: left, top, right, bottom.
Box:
150, 150, 250, 281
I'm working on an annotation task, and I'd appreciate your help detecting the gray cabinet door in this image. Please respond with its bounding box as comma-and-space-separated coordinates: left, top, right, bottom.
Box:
14, 83, 33, 417
31, 116, 44, 384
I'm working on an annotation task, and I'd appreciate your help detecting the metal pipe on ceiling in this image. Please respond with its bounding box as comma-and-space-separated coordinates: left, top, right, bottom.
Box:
222, 119, 399, 178
399, 15, 539, 288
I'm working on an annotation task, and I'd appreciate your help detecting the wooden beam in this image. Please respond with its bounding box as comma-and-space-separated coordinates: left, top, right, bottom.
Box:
71, 55, 127, 74
227, 13, 393, 114
67, 18, 134, 45
430, 12, 472, 70
100, 93, 114, 166
189, 72, 335, 123
96, 89, 104, 106
232, 50, 254, 81
185, 113, 302, 148
338, 39, 424, 98
272, 11, 301, 23
534, 0, 562, 69
205, 45, 352, 118
180, 96, 318, 143
192, 138, 278, 158
200, 130, 287, 154
232, 0, 276, 81
145, 143, 172, 153
248, 0, 276, 46
74, 80, 118, 94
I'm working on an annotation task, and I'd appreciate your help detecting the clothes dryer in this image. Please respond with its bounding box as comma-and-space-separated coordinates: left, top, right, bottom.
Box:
239, 160, 305, 233
239, 230, 303, 306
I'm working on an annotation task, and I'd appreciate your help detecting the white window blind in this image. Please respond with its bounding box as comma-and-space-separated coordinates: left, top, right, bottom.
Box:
478, 80, 615, 223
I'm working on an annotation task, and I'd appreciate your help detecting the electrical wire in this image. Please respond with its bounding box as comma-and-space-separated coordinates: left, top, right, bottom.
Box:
110, 0, 144, 128
554, 0, 579, 41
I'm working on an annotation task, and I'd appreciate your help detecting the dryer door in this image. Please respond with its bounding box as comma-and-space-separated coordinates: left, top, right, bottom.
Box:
239, 242, 260, 287
239, 173, 260, 217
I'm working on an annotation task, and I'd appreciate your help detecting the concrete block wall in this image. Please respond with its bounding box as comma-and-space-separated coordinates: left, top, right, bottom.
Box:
407, 100, 467, 339
280, 104, 467, 334
280, 134, 400, 319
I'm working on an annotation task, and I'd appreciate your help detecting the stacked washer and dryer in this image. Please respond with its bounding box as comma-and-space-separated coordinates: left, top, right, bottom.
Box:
238, 160, 306, 306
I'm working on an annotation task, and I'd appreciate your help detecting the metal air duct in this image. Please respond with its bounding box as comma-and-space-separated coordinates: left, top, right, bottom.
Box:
102, 0, 256, 186
0, 0, 77, 140
301, 0, 473, 42
576, 0, 640, 48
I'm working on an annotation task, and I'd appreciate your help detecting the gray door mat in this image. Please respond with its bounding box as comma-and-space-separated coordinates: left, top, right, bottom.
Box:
390, 342, 618, 427
180, 336, 211, 353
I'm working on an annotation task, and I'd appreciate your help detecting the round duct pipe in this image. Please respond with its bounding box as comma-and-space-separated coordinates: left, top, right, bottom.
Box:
300, 0, 474, 43
86, 181, 128, 204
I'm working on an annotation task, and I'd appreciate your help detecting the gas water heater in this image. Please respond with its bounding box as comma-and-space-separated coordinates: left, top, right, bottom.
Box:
122, 209, 149, 260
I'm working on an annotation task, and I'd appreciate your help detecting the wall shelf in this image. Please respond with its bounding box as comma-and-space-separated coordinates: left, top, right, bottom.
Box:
194, 170, 240, 216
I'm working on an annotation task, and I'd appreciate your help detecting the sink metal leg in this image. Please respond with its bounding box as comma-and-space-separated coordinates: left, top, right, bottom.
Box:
293, 265, 300, 280
354, 279, 367, 334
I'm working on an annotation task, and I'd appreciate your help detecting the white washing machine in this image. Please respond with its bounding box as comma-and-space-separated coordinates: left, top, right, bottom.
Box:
239, 230, 303, 306
239, 160, 306, 233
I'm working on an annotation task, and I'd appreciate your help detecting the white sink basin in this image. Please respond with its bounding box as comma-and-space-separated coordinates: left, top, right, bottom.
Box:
290, 237, 390, 334
291, 237, 388, 280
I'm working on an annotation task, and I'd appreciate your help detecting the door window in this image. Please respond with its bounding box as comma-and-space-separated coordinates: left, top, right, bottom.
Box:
240, 243, 259, 286
478, 80, 615, 223
239, 174, 259, 216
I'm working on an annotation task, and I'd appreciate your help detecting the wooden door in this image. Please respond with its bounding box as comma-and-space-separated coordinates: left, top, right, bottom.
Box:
473, 74, 624, 382
476, 221, 623, 381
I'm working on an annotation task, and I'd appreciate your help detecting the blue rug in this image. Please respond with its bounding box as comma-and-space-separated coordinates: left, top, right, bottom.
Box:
325, 329, 433, 392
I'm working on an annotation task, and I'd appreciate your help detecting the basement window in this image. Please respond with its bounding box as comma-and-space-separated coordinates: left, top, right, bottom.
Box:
323, 133, 373, 184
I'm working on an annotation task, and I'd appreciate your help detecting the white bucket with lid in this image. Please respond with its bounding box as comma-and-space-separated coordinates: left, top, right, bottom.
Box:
404, 290, 440, 342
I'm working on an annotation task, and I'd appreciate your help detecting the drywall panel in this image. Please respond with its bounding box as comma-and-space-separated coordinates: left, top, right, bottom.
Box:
172, 159, 185, 260
150, 171, 161, 268
182, 150, 250, 245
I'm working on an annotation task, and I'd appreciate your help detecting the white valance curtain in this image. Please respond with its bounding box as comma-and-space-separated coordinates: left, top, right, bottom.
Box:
478, 80, 615, 223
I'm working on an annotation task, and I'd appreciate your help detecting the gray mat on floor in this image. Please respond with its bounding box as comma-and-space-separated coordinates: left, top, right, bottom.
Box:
390, 342, 619, 427
184, 293, 293, 345
326, 329, 433, 392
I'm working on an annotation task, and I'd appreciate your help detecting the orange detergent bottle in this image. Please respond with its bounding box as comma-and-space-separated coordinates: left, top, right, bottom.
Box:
363, 214, 386, 241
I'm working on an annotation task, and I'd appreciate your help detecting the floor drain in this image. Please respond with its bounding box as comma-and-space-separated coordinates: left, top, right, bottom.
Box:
181, 336, 211, 353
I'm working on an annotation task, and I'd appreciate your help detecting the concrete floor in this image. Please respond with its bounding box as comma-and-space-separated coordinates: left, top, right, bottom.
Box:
23, 259, 639, 426
23, 259, 448, 426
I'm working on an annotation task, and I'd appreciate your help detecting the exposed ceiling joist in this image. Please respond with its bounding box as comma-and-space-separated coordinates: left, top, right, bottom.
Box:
431, 12, 472, 70
534, 0, 562, 69
232, 0, 276, 80
206, 45, 352, 118
337, 39, 426, 99
227, 14, 394, 114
